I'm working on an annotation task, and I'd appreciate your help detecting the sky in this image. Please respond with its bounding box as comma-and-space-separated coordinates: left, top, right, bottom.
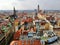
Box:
0, 0, 60, 10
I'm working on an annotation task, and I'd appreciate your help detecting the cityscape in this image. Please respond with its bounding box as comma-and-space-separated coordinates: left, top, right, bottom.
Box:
0, 0, 60, 45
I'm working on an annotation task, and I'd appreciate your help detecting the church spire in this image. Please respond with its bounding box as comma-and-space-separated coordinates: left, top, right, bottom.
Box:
38, 4, 40, 13
13, 7, 16, 15
13, 7, 17, 19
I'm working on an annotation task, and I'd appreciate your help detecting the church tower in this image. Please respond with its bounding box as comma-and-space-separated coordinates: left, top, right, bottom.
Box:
38, 5, 40, 13
13, 7, 16, 15
13, 7, 17, 19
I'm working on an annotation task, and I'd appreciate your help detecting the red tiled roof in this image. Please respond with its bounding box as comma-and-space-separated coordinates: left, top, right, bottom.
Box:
22, 18, 33, 22
57, 18, 60, 20
14, 19, 19, 22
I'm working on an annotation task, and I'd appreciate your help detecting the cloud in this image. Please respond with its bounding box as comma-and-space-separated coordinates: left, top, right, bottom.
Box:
0, 0, 38, 10
13, 0, 38, 10
38, 0, 60, 10
0, 0, 14, 10
0, 0, 60, 10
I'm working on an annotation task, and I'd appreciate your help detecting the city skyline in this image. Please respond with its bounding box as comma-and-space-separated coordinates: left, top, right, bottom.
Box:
0, 0, 60, 10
